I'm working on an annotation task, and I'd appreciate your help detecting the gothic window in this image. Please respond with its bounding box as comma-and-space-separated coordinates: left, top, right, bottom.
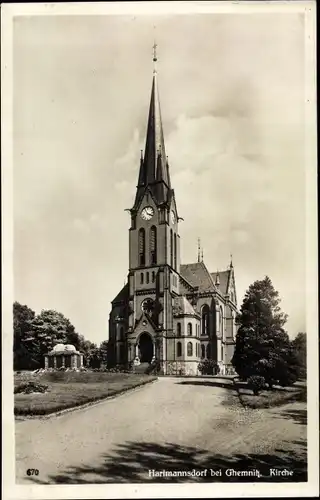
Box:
150, 226, 157, 265
201, 305, 210, 336
187, 323, 192, 336
177, 322, 181, 336
174, 233, 177, 269
206, 343, 211, 359
146, 272, 149, 284
138, 228, 145, 266
140, 273, 144, 284
170, 229, 173, 267
152, 271, 155, 283
141, 298, 155, 314
220, 307, 224, 336
187, 342, 193, 357
201, 344, 205, 359
177, 341, 182, 357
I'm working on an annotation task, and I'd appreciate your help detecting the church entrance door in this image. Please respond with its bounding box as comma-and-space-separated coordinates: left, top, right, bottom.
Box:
138, 333, 153, 363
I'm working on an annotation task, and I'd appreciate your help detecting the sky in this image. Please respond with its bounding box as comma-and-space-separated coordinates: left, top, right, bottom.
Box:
13, 12, 307, 344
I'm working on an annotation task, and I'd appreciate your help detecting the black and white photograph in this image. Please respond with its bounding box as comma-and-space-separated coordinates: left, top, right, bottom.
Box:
1, 1, 318, 498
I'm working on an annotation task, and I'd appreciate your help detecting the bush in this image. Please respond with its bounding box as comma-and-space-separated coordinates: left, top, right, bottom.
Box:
198, 359, 220, 375
247, 375, 266, 395
14, 381, 49, 394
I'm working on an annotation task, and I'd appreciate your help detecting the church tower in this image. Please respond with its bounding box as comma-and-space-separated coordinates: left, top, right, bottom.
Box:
125, 45, 180, 370
108, 46, 237, 376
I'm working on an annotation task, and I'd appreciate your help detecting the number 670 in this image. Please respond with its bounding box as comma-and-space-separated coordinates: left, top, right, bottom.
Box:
26, 469, 39, 476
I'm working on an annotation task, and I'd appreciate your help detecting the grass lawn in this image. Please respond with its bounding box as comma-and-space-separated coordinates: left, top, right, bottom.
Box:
14, 371, 157, 416
234, 379, 307, 409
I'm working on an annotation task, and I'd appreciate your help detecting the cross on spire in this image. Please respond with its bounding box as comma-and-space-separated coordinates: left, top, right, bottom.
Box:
153, 41, 157, 62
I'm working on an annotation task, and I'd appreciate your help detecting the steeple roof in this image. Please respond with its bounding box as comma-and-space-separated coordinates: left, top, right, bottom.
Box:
133, 48, 171, 209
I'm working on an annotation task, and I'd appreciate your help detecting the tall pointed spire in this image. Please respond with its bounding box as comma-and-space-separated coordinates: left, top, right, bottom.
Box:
230, 253, 233, 269
134, 45, 171, 209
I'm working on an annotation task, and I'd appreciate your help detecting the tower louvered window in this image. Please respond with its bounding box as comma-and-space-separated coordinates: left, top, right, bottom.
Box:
138, 228, 145, 266
170, 229, 173, 267
150, 226, 157, 264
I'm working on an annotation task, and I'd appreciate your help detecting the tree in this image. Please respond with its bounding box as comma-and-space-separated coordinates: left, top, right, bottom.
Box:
78, 338, 98, 367
30, 309, 83, 366
13, 301, 99, 370
291, 332, 307, 379
13, 302, 37, 370
99, 340, 109, 367
232, 276, 297, 387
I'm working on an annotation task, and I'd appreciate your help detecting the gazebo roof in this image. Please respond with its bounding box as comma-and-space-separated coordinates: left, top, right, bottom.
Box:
47, 344, 81, 356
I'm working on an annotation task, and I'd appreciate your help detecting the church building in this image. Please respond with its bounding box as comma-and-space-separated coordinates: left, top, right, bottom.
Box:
108, 48, 238, 376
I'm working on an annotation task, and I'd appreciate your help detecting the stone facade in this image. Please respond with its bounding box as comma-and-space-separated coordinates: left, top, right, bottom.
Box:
108, 55, 238, 376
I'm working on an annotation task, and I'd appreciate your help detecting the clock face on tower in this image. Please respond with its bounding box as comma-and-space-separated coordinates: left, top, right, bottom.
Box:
170, 210, 176, 224
141, 206, 154, 221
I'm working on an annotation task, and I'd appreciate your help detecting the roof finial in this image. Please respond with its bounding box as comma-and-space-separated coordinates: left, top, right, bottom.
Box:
153, 41, 157, 74
215, 269, 220, 286
230, 253, 233, 269
153, 41, 157, 62
197, 238, 201, 263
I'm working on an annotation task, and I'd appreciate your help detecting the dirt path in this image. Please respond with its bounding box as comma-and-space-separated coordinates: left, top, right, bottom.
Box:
15, 377, 307, 483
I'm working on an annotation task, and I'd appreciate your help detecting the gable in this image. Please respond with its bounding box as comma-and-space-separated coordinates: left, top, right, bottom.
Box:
134, 312, 157, 336
180, 262, 216, 293
210, 271, 230, 295
112, 283, 129, 304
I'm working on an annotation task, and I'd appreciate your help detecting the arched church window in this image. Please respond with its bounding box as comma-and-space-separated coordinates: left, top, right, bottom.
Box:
201, 344, 205, 359
221, 343, 224, 361
206, 343, 211, 359
150, 226, 157, 265
177, 341, 182, 357
170, 229, 173, 267
138, 228, 145, 266
220, 307, 224, 337
201, 305, 210, 336
174, 233, 177, 269
146, 272, 149, 284
177, 322, 181, 336
140, 273, 144, 284
187, 323, 192, 336
187, 342, 193, 357
152, 271, 155, 283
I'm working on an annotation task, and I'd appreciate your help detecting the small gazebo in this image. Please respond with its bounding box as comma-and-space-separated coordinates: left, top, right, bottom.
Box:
45, 344, 84, 370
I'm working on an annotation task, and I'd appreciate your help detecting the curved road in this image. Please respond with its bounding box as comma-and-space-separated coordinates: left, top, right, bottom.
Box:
15, 377, 307, 484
